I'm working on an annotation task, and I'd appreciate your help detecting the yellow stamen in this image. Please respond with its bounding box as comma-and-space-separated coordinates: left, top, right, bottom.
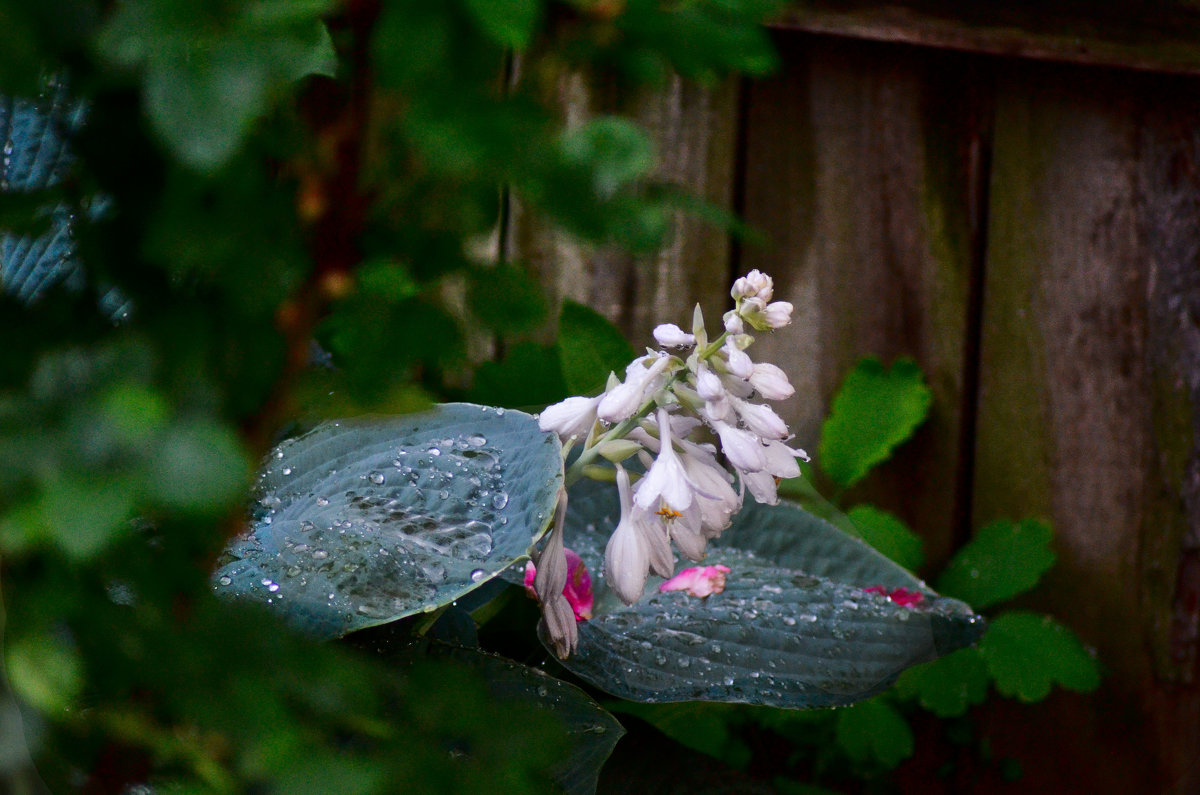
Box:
656, 504, 683, 520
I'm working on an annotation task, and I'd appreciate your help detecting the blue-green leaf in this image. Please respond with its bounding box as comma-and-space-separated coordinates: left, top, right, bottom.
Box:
213, 404, 562, 638
936, 519, 1055, 609
535, 479, 984, 708
978, 611, 1101, 702
818, 357, 932, 489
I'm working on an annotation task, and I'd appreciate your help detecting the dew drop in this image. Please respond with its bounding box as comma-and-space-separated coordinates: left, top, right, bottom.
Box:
282, 467, 293, 476
218, 576, 232, 586
783, 616, 797, 626
368, 472, 385, 485
312, 549, 329, 560
429, 448, 441, 457
470, 569, 487, 583
469, 434, 487, 446
492, 492, 509, 510
316, 496, 330, 507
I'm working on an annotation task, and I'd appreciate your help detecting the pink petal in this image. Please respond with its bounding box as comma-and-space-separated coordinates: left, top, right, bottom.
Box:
658, 565, 732, 598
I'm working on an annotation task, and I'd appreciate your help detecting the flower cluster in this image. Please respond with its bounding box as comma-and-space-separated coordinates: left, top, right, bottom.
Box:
532, 271, 808, 654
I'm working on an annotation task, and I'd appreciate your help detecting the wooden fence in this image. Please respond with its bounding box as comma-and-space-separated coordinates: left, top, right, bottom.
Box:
511, 5, 1200, 793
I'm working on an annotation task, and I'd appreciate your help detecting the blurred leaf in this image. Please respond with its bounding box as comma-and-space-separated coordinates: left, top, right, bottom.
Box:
466, 263, 548, 334
894, 647, 990, 717
818, 357, 932, 489
559, 117, 655, 199
214, 405, 563, 638
935, 519, 1055, 609
470, 341, 567, 409
462, 0, 541, 50
610, 702, 751, 769
529, 478, 984, 708
5, 634, 82, 713
97, 3, 336, 170
557, 300, 635, 396
845, 504, 925, 572
979, 611, 1101, 702
834, 697, 914, 769
150, 419, 250, 515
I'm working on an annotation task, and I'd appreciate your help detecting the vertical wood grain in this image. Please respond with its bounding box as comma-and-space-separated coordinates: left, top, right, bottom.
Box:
506, 69, 740, 347
738, 34, 985, 565
973, 59, 1200, 793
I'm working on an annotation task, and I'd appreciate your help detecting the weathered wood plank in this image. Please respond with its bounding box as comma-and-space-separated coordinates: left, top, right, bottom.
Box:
506, 68, 739, 346
973, 58, 1200, 793
775, 0, 1200, 76
738, 33, 984, 566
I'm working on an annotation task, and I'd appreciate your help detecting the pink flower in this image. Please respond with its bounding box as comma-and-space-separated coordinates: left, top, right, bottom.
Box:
658, 565, 732, 598
524, 548, 594, 621
864, 585, 925, 607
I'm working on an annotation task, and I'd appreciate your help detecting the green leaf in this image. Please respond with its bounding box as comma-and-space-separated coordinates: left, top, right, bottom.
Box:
818, 357, 932, 488
151, 420, 250, 515
834, 697, 914, 769
462, 0, 541, 50
845, 505, 925, 572
556, 300, 635, 396
469, 341, 567, 409
527, 479, 984, 708
466, 263, 548, 334
559, 117, 656, 199
894, 647, 990, 717
421, 643, 624, 795
5, 634, 83, 713
935, 519, 1055, 609
213, 404, 563, 638
979, 611, 1101, 702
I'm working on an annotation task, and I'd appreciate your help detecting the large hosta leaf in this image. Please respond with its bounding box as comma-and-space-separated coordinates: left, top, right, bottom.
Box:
539, 478, 983, 708
214, 404, 562, 637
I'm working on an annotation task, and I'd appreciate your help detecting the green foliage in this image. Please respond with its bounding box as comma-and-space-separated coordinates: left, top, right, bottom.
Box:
844, 504, 925, 572
557, 300, 638, 396
609, 702, 752, 770
834, 697, 914, 770
894, 647, 990, 718
818, 356, 933, 489
936, 519, 1056, 609
463, 0, 543, 50
979, 612, 1101, 701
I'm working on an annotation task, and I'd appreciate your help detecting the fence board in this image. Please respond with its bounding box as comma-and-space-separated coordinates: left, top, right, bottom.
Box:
738, 34, 985, 564
506, 69, 739, 344
974, 59, 1200, 792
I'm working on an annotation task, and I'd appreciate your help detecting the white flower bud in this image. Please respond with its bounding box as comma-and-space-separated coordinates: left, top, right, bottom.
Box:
733, 398, 788, 440
762, 300, 793, 329
723, 311, 744, 334
748, 362, 794, 400
712, 420, 766, 472
653, 323, 695, 348
723, 339, 754, 379
695, 366, 724, 402
731, 269, 773, 302
539, 395, 600, 441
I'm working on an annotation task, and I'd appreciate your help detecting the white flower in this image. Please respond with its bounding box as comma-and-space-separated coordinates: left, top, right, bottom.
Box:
653, 323, 695, 348
722, 338, 754, 378
539, 395, 600, 442
723, 311, 744, 334
748, 362, 793, 400
605, 465, 674, 604
681, 453, 740, 537
694, 365, 724, 402
740, 439, 807, 504
634, 409, 694, 513
732, 270, 773, 302
711, 420, 766, 472
731, 397, 788, 440
761, 301, 793, 329
597, 353, 672, 422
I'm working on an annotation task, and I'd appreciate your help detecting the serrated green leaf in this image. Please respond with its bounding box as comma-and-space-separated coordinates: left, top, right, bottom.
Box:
894, 647, 990, 717
556, 300, 635, 396
213, 404, 563, 638
463, 0, 541, 50
935, 519, 1055, 609
979, 611, 1101, 702
466, 263, 548, 334
845, 505, 925, 572
834, 697, 914, 769
524, 479, 984, 708
818, 357, 932, 488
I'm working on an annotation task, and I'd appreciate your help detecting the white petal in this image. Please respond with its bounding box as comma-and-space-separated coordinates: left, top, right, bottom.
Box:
763, 300, 793, 329
748, 362, 794, 400
742, 467, 780, 504
695, 366, 725, 401
723, 339, 754, 379
734, 398, 788, 440
723, 311, 744, 334
653, 323, 696, 348
605, 466, 651, 604
763, 439, 806, 478
713, 420, 766, 472
634, 409, 694, 511
538, 395, 599, 440
598, 354, 672, 422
